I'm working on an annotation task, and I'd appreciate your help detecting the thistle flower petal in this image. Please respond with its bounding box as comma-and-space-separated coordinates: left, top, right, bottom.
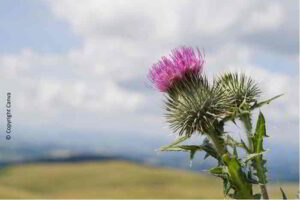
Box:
148, 46, 205, 92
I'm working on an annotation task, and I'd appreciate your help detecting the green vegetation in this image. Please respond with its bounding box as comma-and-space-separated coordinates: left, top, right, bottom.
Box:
0, 161, 297, 199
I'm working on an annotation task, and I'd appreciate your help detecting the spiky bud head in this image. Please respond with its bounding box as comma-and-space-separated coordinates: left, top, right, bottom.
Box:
216, 73, 261, 107
165, 72, 230, 136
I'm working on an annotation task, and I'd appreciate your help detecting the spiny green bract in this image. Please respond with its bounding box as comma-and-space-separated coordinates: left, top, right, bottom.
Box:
164, 72, 230, 136
216, 72, 261, 107
164, 72, 261, 137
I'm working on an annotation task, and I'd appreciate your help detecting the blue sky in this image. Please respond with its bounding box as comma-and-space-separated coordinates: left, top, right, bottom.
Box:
0, 0, 81, 54
0, 0, 298, 160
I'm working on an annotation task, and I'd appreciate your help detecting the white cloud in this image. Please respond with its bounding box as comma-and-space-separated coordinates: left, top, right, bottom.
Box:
244, 3, 283, 32
204, 43, 298, 123
0, 0, 297, 144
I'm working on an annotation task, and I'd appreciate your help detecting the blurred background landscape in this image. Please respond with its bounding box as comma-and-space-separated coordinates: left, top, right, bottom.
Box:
0, 0, 299, 198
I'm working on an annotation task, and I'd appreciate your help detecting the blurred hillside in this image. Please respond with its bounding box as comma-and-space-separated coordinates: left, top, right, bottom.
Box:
0, 161, 298, 199
0, 131, 298, 183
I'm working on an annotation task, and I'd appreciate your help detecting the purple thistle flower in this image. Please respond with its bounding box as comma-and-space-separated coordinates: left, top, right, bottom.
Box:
148, 46, 205, 92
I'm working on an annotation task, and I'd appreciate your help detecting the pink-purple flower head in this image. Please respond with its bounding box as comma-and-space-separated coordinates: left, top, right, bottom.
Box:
148, 46, 205, 92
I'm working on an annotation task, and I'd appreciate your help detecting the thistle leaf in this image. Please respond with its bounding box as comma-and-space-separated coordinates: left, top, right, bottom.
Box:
246, 169, 259, 184
239, 113, 253, 151
223, 179, 232, 196
159, 136, 219, 162
209, 166, 231, 196
162, 144, 215, 161
209, 166, 229, 180
204, 153, 210, 160
241, 151, 268, 164
251, 94, 283, 110
200, 138, 219, 160
222, 154, 253, 199
209, 166, 224, 174
240, 139, 251, 153
160, 145, 199, 152
159, 135, 189, 151
251, 111, 268, 184
190, 149, 197, 160
224, 135, 250, 153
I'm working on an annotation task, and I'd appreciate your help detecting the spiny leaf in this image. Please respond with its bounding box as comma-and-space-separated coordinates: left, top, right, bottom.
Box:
159, 139, 219, 162
204, 153, 210, 160
190, 149, 197, 160
224, 135, 250, 153
251, 94, 283, 110
241, 151, 268, 164
223, 179, 232, 196
251, 111, 268, 184
246, 169, 259, 184
240, 139, 251, 153
280, 187, 287, 199
209, 166, 228, 180
239, 113, 253, 151
158, 135, 189, 151
160, 145, 200, 152
224, 135, 240, 147
170, 145, 203, 160
209, 166, 224, 175
222, 154, 253, 199
200, 137, 219, 160
256, 112, 267, 137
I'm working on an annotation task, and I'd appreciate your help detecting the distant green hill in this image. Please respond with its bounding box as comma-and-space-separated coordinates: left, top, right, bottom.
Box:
0, 161, 298, 199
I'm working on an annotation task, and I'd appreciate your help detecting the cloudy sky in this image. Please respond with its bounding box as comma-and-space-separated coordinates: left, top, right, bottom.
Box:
0, 0, 298, 153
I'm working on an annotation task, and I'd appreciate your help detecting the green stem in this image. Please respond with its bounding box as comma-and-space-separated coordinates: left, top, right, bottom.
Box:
223, 154, 253, 199
207, 124, 227, 157
207, 126, 254, 199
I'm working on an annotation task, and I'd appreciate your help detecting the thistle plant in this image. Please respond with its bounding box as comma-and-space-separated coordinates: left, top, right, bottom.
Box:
148, 46, 284, 199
